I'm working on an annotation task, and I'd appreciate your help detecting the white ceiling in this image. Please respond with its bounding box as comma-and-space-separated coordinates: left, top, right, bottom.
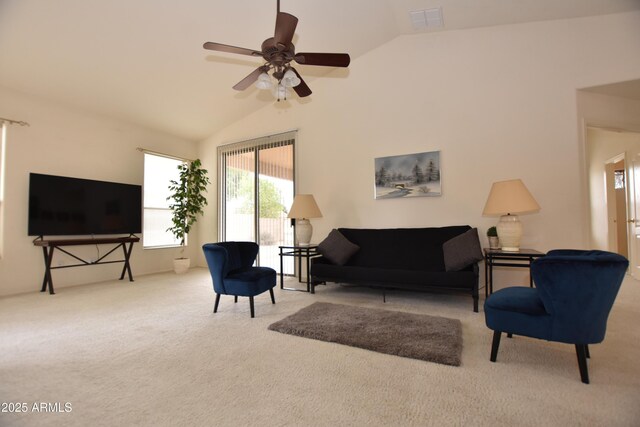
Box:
1, 0, 639, 141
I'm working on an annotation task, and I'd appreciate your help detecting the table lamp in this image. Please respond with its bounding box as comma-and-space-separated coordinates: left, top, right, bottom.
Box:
482, 179, 540, 252
288, 194, 323, 246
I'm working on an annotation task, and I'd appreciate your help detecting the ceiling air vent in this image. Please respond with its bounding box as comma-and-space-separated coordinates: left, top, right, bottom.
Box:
409, 7, 444, 30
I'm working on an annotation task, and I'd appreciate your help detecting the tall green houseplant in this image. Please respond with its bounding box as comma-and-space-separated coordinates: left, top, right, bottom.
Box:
167, 159, 211, 251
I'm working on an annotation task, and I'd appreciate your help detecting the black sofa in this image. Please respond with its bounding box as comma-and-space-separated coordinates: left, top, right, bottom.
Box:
310, 226, 481, 312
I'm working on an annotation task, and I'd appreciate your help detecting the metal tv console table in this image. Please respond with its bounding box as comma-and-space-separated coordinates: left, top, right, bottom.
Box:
33, 235, 140, 295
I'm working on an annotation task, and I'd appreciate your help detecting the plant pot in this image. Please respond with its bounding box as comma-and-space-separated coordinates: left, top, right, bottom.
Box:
488, 236, 500, 249
173, 257, 190, 274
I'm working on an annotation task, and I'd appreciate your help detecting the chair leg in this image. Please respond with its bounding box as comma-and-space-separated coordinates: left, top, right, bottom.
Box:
234, 295, 238, 303
575, 344, 590, 384
507, 333, 513, 338
585, 344, 590, 359
249, 296, 255, 318
490, 330, 502, 362
269, 288, 275, 304
213, 293, 221, 313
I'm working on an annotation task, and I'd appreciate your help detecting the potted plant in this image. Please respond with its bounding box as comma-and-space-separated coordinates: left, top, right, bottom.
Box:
167, 158, 211, 274
487, 226, 499, 249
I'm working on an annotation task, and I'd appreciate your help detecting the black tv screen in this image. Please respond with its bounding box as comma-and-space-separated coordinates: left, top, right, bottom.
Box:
28, 173, 142, 236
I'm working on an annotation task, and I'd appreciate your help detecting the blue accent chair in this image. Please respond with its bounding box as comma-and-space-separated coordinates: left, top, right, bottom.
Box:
202, 242, 277, 318
484, 249, 628, 384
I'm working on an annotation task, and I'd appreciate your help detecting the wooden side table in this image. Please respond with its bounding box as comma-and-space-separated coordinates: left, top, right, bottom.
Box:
278, 245, 322, 292
484, 248, 546, 297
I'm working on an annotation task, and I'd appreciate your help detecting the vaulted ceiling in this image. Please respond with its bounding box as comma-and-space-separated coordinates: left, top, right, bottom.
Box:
1, 0, 638, 141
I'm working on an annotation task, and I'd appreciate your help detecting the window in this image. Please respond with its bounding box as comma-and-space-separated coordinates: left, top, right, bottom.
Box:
614, 170, 625, 190
143, 153, 185, 248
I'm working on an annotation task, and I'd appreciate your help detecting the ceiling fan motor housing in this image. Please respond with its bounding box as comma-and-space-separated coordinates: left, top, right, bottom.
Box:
261, 38, 295, 67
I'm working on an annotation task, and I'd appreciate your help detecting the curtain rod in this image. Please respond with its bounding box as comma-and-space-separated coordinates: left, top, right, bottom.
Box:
136, 147, 192, 162
0, 117, 30, 126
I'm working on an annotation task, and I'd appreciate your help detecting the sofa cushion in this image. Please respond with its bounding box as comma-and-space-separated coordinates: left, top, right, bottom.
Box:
225, 267, 277, 297
442, 228, 483, 271
338, 226, 471, 272
484, 287, 552, 340
484, 286, 547, 315
318, 229, 360, 265
311, 261, 476, 290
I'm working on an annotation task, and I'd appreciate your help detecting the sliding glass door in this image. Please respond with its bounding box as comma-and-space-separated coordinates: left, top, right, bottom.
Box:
219, 132, 295, 274
223, 149, 256, 242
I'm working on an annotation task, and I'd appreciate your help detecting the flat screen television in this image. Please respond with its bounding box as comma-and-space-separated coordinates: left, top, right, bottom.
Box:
28, 173, 142, 236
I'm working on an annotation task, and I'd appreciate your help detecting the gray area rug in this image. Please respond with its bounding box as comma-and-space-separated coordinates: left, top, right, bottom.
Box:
268, 302, 462, 366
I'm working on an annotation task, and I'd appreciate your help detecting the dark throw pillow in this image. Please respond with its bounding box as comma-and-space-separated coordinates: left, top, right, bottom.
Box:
318, 229, 360, 266
443, 228, 483, 272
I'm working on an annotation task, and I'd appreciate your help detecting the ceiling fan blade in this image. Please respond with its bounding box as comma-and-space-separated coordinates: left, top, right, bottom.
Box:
294, 52, 350, 67
203, 42, 262, 57
274, 12, 298, 46
232, 67, 265, 91
291, 68, 312, 97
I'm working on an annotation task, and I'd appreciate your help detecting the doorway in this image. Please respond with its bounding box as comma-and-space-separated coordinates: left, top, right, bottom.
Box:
587, 126, 640, 278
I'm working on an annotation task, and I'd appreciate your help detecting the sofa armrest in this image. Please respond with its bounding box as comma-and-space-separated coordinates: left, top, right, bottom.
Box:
311, 256, 332, 266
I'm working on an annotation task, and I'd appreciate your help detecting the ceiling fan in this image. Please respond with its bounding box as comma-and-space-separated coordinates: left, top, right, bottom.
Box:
203, 0, 350, 100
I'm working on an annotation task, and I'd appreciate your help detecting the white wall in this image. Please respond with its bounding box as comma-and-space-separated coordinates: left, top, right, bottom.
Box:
0, 87, 198, 296
3, 12, 639, 296
199, 12, 640, 272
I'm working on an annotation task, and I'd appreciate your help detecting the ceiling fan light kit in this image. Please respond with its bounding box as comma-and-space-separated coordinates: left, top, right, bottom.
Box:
256, 72, 273, 90
282, 69, 301, 88
272, 84, 289, 101
203, 0, 350, 101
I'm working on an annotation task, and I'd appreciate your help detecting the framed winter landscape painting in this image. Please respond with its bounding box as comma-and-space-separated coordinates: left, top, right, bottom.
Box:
374, 150, 441, 199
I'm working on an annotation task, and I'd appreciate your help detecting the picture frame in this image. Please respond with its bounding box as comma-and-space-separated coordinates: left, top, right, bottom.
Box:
374, 150, 441, 199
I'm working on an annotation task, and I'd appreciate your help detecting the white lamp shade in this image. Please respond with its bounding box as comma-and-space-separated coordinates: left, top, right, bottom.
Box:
256, 72, 273, 90
282, 69, 301, 88
482, 179, 540, 216
288, 194, 322, 219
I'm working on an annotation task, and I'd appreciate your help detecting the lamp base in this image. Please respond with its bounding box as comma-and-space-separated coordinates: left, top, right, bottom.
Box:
497, 214, 523, 252
296, 219, 313, 246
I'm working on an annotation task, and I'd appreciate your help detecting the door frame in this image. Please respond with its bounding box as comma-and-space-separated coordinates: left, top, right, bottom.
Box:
604, 153, 625, 253
583, 120, 640, 278
626, 151, 640, 279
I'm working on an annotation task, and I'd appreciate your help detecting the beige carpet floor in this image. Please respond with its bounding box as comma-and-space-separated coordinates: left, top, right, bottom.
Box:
1, 269, 639, 426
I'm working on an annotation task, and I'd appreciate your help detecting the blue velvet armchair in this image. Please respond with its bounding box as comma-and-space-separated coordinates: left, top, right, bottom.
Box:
484, 249, 628, 384
202, 242, 277, 318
